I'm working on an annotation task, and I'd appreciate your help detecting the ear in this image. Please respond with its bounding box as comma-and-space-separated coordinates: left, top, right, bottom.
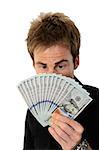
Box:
74, 55, 79, 69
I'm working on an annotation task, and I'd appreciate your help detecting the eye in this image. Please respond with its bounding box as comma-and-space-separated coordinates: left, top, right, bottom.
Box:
37, 64, 47, 69
42, 65, 47, 69
58, 65, 64, 69
55, 64, 65, 71
42, 64, 47, 69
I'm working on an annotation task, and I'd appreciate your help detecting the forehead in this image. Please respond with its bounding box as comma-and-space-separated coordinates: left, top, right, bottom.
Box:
34, 45, 73, 63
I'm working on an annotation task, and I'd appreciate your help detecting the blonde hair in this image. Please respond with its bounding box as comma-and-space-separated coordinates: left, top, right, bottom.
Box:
26, 12, 80, 62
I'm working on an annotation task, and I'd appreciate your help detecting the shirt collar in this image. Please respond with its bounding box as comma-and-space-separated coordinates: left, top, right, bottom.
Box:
74, 76, 83, 86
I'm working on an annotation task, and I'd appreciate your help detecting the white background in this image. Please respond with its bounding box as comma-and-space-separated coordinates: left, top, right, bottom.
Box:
0, 0, 99, 149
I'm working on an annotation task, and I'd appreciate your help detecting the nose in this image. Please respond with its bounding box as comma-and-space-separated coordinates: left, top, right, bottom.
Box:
47, 68, 56, 74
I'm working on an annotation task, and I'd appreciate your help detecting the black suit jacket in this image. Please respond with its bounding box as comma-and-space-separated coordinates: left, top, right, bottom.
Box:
23, 79, 99, 150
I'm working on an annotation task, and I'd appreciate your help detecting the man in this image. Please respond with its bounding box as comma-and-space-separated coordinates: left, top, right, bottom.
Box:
23, 12, 99, 150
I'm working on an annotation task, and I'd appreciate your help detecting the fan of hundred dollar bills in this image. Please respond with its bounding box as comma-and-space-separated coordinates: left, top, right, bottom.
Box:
17, 73, 93, 127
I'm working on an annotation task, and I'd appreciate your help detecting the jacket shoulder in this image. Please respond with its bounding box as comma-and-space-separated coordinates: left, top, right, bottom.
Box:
83, 84, 99, 93
83, 84, 99, 101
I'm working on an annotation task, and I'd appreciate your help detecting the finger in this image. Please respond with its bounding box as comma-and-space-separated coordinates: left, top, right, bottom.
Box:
50, 122, 70, 142
51, 117, 74, 136
51, 118, 82, 142
48, 126, 78, 150
48, 126, 68, 146
52, 113, 84, 133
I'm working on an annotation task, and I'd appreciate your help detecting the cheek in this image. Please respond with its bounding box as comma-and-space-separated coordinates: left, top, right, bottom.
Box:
61, 65, 74, 77
33, 65, 40, 74
35, 68, 43, 74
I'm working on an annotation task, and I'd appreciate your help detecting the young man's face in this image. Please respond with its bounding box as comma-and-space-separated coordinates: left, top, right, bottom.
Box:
33, 45, 79, 78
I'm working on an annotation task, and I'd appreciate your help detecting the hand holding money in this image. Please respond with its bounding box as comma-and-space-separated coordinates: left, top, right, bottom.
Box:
48, 109, 84, 150
18, 73, 93, 127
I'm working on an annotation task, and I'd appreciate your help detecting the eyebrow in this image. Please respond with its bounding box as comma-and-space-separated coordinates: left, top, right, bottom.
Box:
55, 59, 68, 65
36, 62, 47, 65
36, 60, 68, 65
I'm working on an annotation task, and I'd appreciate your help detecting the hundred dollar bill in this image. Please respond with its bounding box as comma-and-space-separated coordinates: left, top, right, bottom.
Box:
59, 87, 93, 119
